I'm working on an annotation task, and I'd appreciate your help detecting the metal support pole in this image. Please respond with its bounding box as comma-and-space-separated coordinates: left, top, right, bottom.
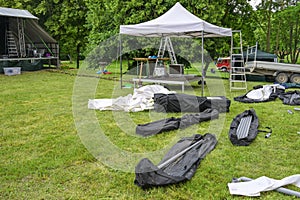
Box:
232, 176, 300, 198
119, 34, 123, 89
17, 18, 26, 57
157, 139, 205, 169
201, 32, 204, 96
57, 44, 60, 68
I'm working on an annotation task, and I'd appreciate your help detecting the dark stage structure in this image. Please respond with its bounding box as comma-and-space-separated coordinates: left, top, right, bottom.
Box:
0, 7, 59, 73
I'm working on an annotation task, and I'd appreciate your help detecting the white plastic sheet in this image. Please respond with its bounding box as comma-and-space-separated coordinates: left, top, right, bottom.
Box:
246, 84, 285, 101
228, 174, 300, 197
88, 85, 175, 112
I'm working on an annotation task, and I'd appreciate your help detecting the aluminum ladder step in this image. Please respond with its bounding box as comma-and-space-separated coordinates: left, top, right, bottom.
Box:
230, 80, 247, 83
231, 86, 248, 90
236, 116, 253, 139
230, 30, 247, 91
155, 37, 177, 72
6, 31, 19, 57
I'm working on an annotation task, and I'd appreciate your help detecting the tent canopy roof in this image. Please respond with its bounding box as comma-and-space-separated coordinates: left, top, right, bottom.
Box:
245, 50, 277, 59
24, 19, 57, 43
0, 7, 38, 20
120, 2, 232, 38
248, 50, 277, 58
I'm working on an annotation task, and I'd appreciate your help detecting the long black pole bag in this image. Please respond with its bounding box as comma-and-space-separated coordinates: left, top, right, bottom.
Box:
136, 109, 219, 137
134, 133, 217, 189
153, 93, 231, 113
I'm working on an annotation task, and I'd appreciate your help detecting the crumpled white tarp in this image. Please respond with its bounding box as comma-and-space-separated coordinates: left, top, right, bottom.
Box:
246, 84, 285, 101
228, 174, 300, 197
88, 85, 175, 112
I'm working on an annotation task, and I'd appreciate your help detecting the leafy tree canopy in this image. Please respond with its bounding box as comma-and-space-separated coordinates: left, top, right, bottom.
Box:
1, 0, 299, 64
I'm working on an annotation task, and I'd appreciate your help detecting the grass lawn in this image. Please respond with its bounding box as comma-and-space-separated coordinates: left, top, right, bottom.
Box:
0, 64, 299, 199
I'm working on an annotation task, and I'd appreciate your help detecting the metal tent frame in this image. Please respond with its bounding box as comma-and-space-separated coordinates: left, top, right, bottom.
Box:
119, 2, 232, 95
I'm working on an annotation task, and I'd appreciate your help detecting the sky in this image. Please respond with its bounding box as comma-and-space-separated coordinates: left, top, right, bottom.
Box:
249, 0, 262, 8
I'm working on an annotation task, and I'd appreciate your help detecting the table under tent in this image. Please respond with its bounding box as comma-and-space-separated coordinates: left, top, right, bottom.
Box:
0, 7, 59, 73
119, 2, 232, 95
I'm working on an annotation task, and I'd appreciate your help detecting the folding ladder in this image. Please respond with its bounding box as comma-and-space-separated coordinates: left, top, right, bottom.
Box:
230, 30, 247, 91
6, 31, 19, 58
155, 37, 177, 68
17, 18, 26, 57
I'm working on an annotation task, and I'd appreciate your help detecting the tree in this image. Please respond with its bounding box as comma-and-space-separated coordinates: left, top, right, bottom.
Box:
5, 0, 287, 66
85, 0, 173, 51
35, 0, 88, 68
253, 0, 299, 64
273, 3, 300, 63
85, 0, 256, 61
0, 0, 88, 68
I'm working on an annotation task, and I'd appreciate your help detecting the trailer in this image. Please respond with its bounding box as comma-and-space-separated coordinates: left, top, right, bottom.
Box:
245, 61, 300, 84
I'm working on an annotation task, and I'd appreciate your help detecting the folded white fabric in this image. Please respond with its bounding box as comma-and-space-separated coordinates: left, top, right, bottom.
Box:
246, 84, 285, 101
88, 85, 175, 112
228, 174, 300, 197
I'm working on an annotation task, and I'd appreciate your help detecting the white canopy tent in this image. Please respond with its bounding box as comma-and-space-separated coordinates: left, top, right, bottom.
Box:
119, 2, 232, 94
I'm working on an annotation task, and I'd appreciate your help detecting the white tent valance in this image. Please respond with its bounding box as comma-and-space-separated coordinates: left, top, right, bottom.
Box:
120, 2, 232, 38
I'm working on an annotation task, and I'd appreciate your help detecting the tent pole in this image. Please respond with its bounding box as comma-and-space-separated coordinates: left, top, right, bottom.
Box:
201, 31, 204, 96
157, 139, 206, 169
119, 34, 123, 89
232, 177, 300, 197
38, 35, 54, 56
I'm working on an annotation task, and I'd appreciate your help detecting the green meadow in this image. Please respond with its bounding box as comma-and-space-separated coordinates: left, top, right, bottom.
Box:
1, 64, 299, 199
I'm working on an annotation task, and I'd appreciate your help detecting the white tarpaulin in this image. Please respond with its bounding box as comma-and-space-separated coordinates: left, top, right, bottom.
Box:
228, 175, 300, 197
246, 84, 285, 101
88, 85, 175, 112
120, 2, 232, 38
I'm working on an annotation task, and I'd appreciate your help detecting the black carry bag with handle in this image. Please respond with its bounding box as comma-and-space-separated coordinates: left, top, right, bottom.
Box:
136, 109, 219, 137
228, 109, 259, 146
153, 93, 231, 113
134, 133, 217, 189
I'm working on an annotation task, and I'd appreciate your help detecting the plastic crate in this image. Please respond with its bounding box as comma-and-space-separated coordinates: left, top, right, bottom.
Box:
169, 64, 184, 74
3, 67, 21, 76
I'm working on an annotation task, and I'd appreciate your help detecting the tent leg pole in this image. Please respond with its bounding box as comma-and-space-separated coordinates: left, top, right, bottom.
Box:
157, 139, 205, 169
233, 177, 300, 197
119, 34, 123, 89
201, 32, 204, 97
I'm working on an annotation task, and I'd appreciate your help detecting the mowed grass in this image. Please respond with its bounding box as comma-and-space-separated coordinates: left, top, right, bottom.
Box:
0, 67, 299, 199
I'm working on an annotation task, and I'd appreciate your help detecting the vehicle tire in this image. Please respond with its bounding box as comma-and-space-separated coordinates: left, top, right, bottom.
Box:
275, 72, 288, 83
265, 75, 275, 82
198, 80, 206, 85
290, 74, 300, 84
221, 67, 227, 72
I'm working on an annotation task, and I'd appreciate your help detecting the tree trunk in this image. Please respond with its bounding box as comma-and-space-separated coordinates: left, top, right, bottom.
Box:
76, 44, 80, 69
266, 0, 272, 52
292, 9, 299, 64
275, 17, 280, 57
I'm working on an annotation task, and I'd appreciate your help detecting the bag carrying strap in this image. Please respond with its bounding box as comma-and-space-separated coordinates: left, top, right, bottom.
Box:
258, 126, 272, 138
